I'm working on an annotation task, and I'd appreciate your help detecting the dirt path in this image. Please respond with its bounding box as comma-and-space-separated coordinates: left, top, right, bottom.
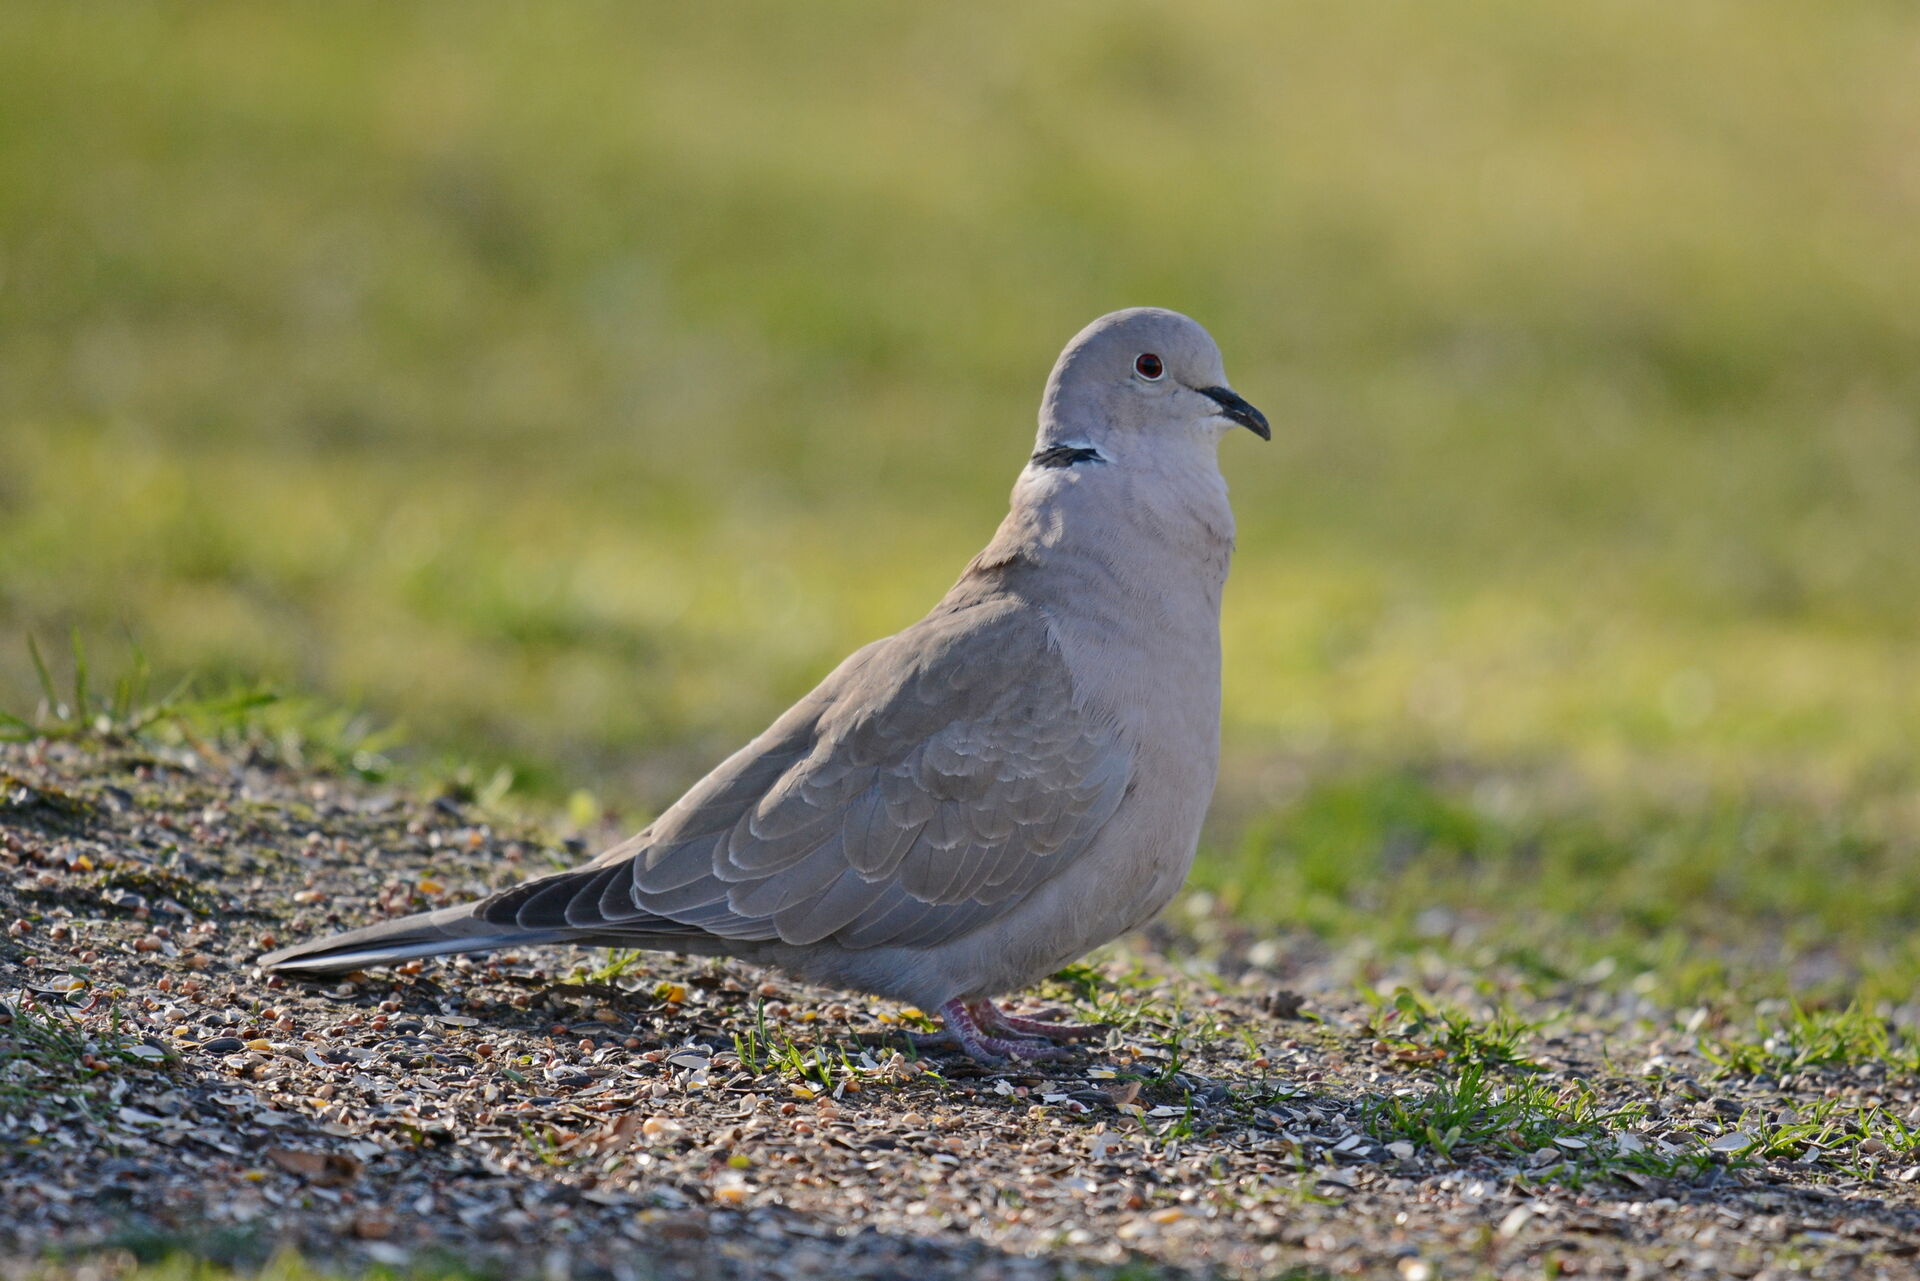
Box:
4, 737, 1918, 1280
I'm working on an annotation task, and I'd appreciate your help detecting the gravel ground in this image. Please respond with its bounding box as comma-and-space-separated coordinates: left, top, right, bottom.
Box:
4, 736, 1920, 1280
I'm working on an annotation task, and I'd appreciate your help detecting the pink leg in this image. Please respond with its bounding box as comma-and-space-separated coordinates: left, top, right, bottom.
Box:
977, 999, 1107, 1042
912, 999, 1077, 1066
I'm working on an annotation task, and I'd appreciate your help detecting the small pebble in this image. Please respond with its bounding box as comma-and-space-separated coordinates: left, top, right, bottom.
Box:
641, 1116, 685, 1142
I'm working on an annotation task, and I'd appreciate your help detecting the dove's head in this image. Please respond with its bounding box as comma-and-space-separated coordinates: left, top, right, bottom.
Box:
1036, 308, 1268, 458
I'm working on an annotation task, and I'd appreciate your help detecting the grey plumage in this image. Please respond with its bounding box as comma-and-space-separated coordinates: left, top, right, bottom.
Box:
260, 307, 1266, 1060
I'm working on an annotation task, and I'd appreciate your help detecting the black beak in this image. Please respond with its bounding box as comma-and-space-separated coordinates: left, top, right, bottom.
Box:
1197, 385, 1270, 440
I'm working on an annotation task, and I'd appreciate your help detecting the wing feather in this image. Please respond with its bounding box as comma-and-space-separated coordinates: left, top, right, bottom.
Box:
529, 597, 1132, 953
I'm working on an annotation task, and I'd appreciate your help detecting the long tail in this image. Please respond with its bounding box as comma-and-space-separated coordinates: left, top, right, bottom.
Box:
257, 900, 586, 975
255, 850, 745, 976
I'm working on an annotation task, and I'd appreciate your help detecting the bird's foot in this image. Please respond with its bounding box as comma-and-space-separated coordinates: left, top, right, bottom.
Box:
975, 999, 1108, 1042
912, 999, 1077, 1066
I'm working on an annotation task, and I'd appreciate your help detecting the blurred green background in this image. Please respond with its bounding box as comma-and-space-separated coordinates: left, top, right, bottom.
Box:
4, 3, 1918, 1001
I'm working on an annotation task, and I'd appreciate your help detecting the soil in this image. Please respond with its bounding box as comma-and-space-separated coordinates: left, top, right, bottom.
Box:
4, 736, 1919, 1280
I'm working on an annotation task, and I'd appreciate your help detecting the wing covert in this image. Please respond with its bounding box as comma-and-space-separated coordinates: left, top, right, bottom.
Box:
510, 597, 1133, 952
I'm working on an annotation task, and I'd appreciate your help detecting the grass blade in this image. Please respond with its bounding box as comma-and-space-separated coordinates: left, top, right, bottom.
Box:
26, 632, 57, 715
68, 626, 91, 726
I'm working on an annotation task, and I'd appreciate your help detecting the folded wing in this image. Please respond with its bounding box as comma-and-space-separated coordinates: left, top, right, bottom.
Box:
480, 595, 1133, 952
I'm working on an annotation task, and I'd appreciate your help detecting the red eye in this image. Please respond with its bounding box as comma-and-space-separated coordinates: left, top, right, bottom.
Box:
1134, 353, 1164, 380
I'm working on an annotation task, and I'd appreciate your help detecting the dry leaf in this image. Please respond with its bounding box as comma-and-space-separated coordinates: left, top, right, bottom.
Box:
264, 1147, 362, 1187
569, 1112, 650, 1156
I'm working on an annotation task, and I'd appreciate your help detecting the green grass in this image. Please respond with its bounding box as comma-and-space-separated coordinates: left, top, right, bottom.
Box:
4, 4, 1920, 1026
1699, 1003, 1920, 1078
1190, 763, 1920, 1008
1362, 1060, 1721, 1189
1362, 987, 1542, 1072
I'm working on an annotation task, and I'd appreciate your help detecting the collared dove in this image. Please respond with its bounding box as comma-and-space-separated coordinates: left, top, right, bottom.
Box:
261, 307, 1268, 1063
